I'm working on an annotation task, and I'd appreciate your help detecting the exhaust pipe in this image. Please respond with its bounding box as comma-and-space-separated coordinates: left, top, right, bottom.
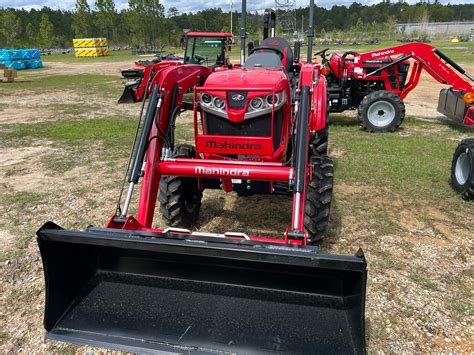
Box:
37, 222, 367, 353
306, 0, 315, 63
240, 0, 247, 65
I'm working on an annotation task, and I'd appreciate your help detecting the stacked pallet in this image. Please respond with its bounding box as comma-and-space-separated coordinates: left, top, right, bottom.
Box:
0, 64, 18, 82
73, 38, 109, 57
0, 49, 43, 70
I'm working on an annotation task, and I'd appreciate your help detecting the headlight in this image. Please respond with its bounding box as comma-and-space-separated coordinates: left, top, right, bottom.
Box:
201, 93, 212, 104
199, 93, 227, 118
214, 97, 225, 109
246, 91, 286, 118
266, 94, 279, 106
250, 97, 263, 110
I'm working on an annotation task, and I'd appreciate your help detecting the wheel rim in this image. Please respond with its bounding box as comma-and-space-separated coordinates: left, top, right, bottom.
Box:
455, 151, 470, 186
367, 100, 396, 128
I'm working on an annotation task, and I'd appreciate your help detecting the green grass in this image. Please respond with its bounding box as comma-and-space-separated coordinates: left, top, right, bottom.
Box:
330, 115, 468, 203
409, 270, 438, 291
3, 116, 136, 150
0, 73, 121, 93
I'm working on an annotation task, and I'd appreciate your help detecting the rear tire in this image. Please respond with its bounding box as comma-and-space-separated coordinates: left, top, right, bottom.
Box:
451, 139, 474, 201
159, 144, 203, 228
358, 90, 405, 132
304, 155, 334, 244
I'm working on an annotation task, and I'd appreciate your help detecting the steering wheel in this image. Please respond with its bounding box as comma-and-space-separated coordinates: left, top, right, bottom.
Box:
314, 48, 330, 58
194, 54, 206, 64
249, 46, 284, 60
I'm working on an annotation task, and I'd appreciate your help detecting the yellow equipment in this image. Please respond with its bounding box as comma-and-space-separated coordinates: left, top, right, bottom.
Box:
73, 38, 109, 57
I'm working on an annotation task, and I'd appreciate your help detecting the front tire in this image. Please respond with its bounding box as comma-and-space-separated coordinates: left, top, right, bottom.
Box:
158, 144, 203, 227
451, 139, 474, 201
358, 90, 405, 132
304, 155, 334, 244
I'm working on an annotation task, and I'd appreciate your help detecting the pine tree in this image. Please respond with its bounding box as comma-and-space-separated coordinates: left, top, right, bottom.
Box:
39, 13, 55, 48
0, 9, 22, 47
26, 22, 37, 47
72, 0, 92, 37
96, 0, 117, 41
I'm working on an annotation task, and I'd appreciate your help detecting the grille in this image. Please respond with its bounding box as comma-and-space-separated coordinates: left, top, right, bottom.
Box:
203, 109, 283, 150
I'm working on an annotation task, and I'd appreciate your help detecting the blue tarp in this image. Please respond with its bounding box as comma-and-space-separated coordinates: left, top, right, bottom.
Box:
0, 49, 42, 70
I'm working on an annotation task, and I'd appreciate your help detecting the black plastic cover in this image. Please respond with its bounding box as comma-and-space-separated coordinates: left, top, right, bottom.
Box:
437, 88, 468, 121
37, 222, 367, 354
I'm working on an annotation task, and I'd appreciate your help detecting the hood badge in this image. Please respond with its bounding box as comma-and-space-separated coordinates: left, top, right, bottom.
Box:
232, 94, 245, 101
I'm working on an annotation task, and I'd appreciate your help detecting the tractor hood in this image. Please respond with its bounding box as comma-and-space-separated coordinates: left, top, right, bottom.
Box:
205, 68, 288, 92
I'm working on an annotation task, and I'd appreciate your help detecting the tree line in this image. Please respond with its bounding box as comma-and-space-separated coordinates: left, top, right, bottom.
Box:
0, 1, 472, 49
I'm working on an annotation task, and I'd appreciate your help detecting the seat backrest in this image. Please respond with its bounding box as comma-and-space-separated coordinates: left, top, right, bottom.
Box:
261, 37, 294, 72
243, 52, 283, 69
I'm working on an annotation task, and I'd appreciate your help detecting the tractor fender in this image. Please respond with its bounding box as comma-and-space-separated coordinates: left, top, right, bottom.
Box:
310, 75, 328, 132
298, 64, 328, 132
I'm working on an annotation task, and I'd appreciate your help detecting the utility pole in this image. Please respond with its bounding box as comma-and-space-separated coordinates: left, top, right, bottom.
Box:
275, 0, 297, 36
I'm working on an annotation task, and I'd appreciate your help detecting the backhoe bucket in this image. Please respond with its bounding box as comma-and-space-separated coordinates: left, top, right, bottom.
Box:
37, 222, 367, 354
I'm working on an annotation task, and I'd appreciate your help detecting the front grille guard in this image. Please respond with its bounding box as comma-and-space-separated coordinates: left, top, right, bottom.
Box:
193, 86, 278, 157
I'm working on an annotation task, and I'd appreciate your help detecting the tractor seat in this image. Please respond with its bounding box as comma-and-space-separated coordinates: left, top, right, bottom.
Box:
243, 52, 283, 69
244, 37, 294, 72
260, 37, 293, 72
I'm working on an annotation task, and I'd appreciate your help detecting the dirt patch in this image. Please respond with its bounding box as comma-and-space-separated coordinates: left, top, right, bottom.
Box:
0, 89, 141, 125
0, 145, 52, 168
39, 61, 140, 77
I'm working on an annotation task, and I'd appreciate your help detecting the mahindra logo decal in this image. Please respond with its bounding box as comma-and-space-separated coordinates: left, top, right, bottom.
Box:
206, 141, 262, 150
195, 166, 250, 177
371, 49, 395, 58
232, 94, 245, 101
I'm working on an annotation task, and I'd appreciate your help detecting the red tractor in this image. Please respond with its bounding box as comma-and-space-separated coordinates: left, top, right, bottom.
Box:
316, 43, 474, 200
36, 0, 367, 353
315, 43, 473, 132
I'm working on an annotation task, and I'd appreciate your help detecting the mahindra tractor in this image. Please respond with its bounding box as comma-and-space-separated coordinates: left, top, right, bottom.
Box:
35, 0, 367, 353
315, 43, 474, 199
314, 44, 473, 132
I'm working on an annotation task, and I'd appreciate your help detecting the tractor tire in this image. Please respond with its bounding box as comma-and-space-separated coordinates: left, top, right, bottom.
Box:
305, 155, 334, 244
451, 139, 474, 201
159, 144, 202, 228
358, 90, 405, 132
310, 127, 328, 155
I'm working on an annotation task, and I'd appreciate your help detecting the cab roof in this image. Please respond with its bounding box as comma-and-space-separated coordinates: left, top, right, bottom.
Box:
186, 32, 233, 38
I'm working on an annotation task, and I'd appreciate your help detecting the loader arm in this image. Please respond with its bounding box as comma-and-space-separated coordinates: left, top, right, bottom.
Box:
354, 43, 473, 100
119, 61, 182, 103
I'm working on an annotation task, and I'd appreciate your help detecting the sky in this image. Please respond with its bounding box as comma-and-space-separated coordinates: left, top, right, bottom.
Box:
0, 0, 471, 13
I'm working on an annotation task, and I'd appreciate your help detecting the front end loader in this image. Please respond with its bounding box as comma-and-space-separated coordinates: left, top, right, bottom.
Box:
37, 0, 367, 352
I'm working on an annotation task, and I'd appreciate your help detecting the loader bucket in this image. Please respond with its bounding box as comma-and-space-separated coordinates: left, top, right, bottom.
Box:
37, 222, 367, 354
117, 84, 137, 103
